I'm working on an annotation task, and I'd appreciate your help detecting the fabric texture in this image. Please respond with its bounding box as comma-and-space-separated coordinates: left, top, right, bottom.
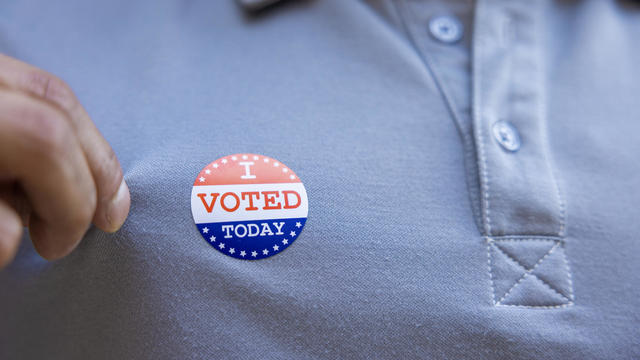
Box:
0, 0, 639, 359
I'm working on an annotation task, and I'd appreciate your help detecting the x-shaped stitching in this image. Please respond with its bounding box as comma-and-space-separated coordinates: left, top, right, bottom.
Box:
491, 241, 572, 304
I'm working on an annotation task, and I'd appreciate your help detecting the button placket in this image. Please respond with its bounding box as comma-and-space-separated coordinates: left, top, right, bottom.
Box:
473, 0, 572, 307
473, 0, 565, 237
393, 0, 484, 231
394, 0, 572, 307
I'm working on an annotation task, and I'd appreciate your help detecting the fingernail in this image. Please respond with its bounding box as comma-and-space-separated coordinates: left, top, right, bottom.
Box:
105, 180, 130, 232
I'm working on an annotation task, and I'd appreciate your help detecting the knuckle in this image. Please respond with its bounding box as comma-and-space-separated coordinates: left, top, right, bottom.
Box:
19, 104, 72, 158
25, 70, 78, 112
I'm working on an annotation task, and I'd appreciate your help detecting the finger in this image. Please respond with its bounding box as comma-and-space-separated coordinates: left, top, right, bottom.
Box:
0, 182, 31, 225
0, 198, 23, 268
0, 90, 97, 260
0, 54, 130, 232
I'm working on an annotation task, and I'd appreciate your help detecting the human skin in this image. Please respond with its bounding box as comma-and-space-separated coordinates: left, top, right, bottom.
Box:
0, 54, 130, 267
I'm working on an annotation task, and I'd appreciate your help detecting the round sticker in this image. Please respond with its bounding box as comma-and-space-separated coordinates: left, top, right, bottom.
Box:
191, 154, 308, 260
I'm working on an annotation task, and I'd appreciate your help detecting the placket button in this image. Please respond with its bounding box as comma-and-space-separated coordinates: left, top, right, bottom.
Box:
492, 120, 521, 152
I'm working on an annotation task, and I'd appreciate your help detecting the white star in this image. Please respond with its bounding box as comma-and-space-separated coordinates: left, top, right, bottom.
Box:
273, 245, 279, 251
205, 169, 211, 174
274, 162, 279, 167
282, 239, 288, 245
213, 163, 219, 168
282, 168, 288, 173
290, 231, 296, 237
229, 248, 235, 254
231, 156, 237, 161
289, 175, 295, 180
251, 251, 258, 257
221, 159, 228, 164
295, 222, 302, 228
209, 235, 216, 242
219, 243, 225, 249
202, 227, 209, 233
240, 251, 246, 257
242, 155, 248, 160
253, 156, 259, 160
199, 177, 205, 182
263, 158, 269, 163
262, 249, 269, 255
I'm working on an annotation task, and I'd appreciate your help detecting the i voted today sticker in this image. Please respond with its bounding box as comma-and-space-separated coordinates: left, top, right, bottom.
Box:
191, 154, 308, 260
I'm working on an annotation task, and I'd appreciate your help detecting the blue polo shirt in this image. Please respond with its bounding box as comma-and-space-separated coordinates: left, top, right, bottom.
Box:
1, 0, 639, 358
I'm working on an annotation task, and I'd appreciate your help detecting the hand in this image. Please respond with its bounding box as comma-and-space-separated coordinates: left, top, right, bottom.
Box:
0, 54, 130, 267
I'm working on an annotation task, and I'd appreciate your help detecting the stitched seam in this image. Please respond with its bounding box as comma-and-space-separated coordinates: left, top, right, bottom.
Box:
462, 132, 483, 232
495, 303, 573, 309
552, 172, 566, 237
500, 273, 573, 306
474, 4, 492, 236
561, 243, 575, 301
486, 239, 497, 305
490, 239, 559, 271
498, 274, 566, 305
494, 242, 560, 303
489, 236, 562, 242
525, 273, 573, 304
498, 244, 572, 304
533, 1, 566, 237
491, 241, 569, 301
490, 240, 572, 304
477, 118, 491, 236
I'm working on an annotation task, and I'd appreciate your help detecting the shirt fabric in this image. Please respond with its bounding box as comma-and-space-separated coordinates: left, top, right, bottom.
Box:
1, 0, 639, 358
